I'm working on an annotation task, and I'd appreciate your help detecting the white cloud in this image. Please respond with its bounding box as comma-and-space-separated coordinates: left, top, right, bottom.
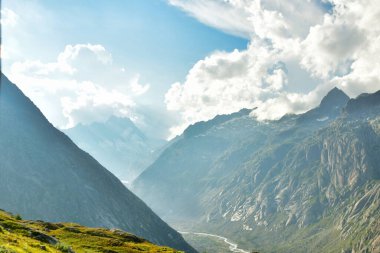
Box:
169, 0, 325, 43
251, 83, 336, 121
301, 0, 380, 91
130, 75, 150, 96
166, 0, 380, 137
59, 44, 112, 66
301, 21, 366, 78
299, 1, 374, 79
11, 44, 112, 77
164, 44, 294, 136
61, 81, 135, 128
168, 0, 253, 38
259, 0, 325, 37
8, 44, 148, 128
0, 8, 19, 26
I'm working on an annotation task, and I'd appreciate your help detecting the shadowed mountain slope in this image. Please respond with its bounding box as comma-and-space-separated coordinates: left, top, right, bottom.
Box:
0, 73, 196, 253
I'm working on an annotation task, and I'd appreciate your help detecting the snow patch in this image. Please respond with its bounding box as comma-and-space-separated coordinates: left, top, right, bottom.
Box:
317, 116, 329, 122
243, 224, 253, 231
231, 211, 243, 221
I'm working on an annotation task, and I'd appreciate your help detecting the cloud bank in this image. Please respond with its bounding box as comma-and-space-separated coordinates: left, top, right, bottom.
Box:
166, 0, 380, 137
8, 43, 149, 128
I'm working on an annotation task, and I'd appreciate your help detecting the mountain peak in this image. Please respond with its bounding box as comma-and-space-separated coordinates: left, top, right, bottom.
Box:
319, 87, 349, 109
297, 87, 349, 124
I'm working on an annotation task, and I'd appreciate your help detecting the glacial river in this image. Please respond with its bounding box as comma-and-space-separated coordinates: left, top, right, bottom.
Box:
180, 231, 250, 253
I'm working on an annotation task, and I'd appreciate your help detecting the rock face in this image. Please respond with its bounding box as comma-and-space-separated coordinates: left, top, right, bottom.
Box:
64, 116, 165, 184
0, 73, 196, 253
133, 87, 380, 253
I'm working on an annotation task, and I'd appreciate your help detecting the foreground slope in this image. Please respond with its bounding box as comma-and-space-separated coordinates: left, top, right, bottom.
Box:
134, 88, 380, 252
0, 209, 181, 252
0, 73, 196, 253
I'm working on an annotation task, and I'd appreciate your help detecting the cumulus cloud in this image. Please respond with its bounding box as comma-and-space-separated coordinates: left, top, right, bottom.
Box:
164, 42, 296, 136
8, 44, 148, 128
12, 44, 113, 78
61, 81, 135, 127
301, 22, 366, 78
165, 0, 380, 137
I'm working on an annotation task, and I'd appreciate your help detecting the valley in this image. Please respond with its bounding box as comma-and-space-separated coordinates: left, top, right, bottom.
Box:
180, 232, 250, 253
1, 0, 380, 252
64, 116, 165, 185
1, 74, 379, 253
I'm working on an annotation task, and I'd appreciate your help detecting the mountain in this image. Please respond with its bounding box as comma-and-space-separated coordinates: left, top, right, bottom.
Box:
133, 87, 380, 253
297, 87, 349, 123
0, 209, 181, 252
183, 108, 253, 138
0, 73, 196, 253
64, 116, 165, 184
345, 90, 380, 114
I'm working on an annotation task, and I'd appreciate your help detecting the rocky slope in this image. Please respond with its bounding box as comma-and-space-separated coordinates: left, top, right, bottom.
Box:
0, 73, 196, 253
64, 116, 165, 184
133, 88, 380, 252
0, 209, 182, 252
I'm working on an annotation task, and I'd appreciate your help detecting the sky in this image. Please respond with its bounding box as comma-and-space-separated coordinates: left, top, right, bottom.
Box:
1, 0, 380, 139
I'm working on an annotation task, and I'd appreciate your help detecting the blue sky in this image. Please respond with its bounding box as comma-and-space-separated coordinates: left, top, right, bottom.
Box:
2, 0, 248, 101
2, 0, 379, 139
44, 0, 248, 87
1, 0, 248, 137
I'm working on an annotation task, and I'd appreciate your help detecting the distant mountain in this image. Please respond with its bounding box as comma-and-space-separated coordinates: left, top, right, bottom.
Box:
0, 73, 196, 253
183, 108, 253, 138
133, 88, 380, 253
64, 116, 165, 184
0, 209, 181, 252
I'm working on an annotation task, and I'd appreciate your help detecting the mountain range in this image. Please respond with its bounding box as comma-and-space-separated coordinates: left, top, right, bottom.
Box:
133, 87, 380, 253
64, 116, 165, 184
0, 73, 196, 253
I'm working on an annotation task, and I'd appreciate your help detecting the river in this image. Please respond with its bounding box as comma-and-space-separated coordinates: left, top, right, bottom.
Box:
180, 231, 250, 253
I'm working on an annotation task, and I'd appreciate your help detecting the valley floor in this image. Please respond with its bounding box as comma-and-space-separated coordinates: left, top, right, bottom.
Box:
180, 231, 253, 253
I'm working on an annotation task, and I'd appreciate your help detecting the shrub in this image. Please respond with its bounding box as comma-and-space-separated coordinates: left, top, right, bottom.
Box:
56, 243, 73, 253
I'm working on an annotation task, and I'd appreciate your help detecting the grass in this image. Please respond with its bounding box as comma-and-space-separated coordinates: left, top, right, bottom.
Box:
0, 210, 182, 253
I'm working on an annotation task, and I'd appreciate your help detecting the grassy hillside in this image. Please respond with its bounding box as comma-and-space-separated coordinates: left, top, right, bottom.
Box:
0, 210, 182, 253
